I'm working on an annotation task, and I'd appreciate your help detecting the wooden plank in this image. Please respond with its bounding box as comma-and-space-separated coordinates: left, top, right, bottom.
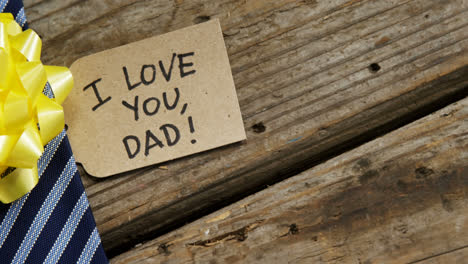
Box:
25, 0, 468, 254
111, 97, 468, 264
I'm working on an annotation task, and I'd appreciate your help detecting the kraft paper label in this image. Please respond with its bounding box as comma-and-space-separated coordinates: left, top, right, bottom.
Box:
63, 19, 246, 177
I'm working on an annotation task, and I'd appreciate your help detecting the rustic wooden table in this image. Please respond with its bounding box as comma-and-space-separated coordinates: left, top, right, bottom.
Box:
25, 0, 467, 263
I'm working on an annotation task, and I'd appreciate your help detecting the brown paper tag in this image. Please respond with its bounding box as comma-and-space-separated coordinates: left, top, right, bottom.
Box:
63, 19, 246, 177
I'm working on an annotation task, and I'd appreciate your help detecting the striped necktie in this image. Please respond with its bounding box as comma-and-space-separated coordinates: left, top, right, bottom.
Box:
0, 1, 109, 263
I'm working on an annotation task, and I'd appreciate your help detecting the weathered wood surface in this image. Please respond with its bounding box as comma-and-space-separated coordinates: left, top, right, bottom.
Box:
112, 96, 468, 264
25, 0, 468, 255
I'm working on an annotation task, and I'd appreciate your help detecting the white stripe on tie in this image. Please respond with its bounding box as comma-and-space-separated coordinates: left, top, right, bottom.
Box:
44, 192, 89, 264
15, 7, 26, 27
77, 227, 102, 264
0, 0, 9, 12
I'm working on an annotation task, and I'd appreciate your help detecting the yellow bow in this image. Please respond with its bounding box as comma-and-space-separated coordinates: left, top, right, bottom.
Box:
0, 13, 73, 204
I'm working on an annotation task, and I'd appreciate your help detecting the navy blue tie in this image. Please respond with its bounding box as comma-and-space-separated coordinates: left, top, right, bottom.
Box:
0, 1, 109, 263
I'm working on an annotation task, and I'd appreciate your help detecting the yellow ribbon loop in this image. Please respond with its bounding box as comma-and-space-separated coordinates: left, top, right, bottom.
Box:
0, 13, 73, 204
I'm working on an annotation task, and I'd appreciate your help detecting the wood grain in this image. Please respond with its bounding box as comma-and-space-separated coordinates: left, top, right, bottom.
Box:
111, 97, 468, 264
24, 0, 468, 254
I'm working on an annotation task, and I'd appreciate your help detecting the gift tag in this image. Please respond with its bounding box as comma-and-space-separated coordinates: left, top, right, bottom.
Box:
64, 19, 246, 177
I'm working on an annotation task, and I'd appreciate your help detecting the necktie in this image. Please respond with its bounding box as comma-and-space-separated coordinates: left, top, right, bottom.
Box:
0, 1, 109, 263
